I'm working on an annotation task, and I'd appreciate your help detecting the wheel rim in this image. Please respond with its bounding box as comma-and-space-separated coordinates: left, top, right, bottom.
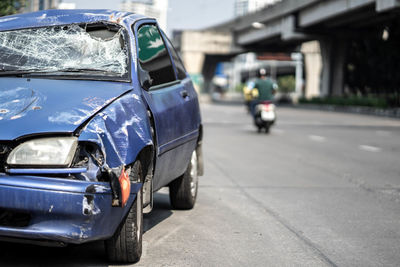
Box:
190, 150, 198, 198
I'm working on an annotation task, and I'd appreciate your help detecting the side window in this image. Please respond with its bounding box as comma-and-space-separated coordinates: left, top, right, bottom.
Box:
137, 25, 176, 87
163, 34, 187, 80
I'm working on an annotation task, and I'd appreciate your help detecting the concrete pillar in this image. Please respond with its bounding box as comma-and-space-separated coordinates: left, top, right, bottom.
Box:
301, 41, 322, 99
319, 38, 347, 97
181, 51, 205, 93
178, 30, 234, 94
319, 38, 332, 97
201, 55, 219, 94
331, 40, 346, 96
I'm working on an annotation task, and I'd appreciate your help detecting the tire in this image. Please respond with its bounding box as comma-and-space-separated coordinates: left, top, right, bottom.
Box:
105, 161, 143, 263
169, 150, 199, 210
264, 124, 270, 134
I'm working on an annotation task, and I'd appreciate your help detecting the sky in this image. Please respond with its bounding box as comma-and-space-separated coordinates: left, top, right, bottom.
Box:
61, 0, 235, 36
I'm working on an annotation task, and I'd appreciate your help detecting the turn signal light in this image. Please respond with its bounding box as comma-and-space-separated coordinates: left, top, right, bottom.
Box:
119, 167, 131, 207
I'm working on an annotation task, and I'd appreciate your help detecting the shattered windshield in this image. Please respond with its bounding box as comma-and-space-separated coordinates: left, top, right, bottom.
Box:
0, 23, 129, 79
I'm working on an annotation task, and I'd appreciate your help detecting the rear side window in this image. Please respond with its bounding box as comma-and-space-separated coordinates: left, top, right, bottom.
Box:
137, 25, 176, 87
163, 34, 187, 80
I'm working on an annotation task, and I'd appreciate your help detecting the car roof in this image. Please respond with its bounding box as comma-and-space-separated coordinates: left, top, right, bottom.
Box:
0, 9, 149, 31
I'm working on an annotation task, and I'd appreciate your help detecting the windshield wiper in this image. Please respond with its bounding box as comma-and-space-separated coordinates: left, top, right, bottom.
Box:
0, 67, 122, 78
30, 68, 120, 77
0, 68, 42, 77
50, 68, 117, 74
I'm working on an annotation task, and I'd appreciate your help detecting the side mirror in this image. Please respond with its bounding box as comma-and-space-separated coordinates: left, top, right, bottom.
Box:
138, 66, 153, 90
142, 79, 152, 91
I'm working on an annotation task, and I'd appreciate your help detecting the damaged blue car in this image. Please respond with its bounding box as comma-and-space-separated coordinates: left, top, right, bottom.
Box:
0, 9, 203, 263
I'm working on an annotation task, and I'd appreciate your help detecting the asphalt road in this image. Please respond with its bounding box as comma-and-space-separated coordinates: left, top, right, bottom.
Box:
1, 103, 400, 266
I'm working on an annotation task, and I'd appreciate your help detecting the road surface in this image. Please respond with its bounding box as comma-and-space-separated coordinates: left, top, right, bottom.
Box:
1, 103, 400, 266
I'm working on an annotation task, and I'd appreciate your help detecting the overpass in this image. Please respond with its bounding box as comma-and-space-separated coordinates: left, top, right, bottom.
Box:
175, 0, 400, 97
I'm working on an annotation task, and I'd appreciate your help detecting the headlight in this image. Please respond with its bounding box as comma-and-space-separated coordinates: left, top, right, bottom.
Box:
7, 137, 78, 166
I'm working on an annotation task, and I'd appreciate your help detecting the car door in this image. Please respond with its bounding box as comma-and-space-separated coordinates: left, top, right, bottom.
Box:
134, 22, 199, 190
161, 31, 201, 137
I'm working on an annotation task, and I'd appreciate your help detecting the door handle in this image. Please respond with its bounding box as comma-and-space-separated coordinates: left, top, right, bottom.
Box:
180, 90, 188, 98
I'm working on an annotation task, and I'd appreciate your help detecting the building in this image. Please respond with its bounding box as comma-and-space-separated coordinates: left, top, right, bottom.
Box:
58, 2, 76, 9
234, 0, 281, 17
24, 0, 60, 12
119, 0, 168, 30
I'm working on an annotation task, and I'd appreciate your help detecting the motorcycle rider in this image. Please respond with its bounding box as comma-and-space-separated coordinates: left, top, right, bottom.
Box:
250, 68, 277, 115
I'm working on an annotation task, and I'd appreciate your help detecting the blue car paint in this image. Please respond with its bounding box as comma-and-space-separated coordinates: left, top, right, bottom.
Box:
7, 167, 87, 174
0, 9, 202, 245
0, 174, 141, 244
0, 9, 145, 31
141, 79, 200, 190
78, 89, 153, 169
0, 78, 134, 140
131, 20, 202, 190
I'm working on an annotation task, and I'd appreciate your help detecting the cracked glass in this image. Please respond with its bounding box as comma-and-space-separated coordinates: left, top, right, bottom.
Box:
0, 24, 129, 78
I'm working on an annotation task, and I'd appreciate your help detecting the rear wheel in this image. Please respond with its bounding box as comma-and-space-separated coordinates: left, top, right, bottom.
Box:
105, 161, 143, 263
264, 124, 270, 134
169, 150, 198, 209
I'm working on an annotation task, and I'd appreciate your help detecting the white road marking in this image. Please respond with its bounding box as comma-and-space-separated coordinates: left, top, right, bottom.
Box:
376, 130, 391, 137
203, 120, 235, 124
359, 145, 382, 152
308, 135, 326, 142
273, 128, 285, 134
243, 125, 254, 131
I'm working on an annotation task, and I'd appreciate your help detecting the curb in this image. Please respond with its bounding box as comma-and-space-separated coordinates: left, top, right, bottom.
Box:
199, 93, 400, 119
289, 104, 400, 119
199, 94, 244, 105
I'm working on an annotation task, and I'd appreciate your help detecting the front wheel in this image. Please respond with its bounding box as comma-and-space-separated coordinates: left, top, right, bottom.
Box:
169, 150, 199, 209
105, 161, 143, 263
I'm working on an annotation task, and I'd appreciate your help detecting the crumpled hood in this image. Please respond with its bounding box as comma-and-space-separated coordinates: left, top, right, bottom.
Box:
0, 78, 132, 140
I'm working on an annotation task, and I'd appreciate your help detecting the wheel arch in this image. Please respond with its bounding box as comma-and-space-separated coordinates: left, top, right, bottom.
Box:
135, 144, 154, 181
196, 124, 204, 176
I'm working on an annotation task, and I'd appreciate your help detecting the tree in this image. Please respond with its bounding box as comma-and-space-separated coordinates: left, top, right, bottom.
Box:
0, 0, 25, 17
277, 75, 295, 94
345, 20, 400, 107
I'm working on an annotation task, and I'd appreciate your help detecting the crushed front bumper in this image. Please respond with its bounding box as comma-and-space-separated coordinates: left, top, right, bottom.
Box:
0, 174, 140, 245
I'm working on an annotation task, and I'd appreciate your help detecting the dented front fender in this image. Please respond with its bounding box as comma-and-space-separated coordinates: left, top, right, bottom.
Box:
78, 89, 153, 168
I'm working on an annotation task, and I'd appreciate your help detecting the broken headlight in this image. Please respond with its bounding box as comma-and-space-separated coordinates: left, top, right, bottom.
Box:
7, 137, 78, 167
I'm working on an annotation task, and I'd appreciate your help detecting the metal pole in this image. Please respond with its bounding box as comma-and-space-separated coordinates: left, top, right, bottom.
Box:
291, 52, 304, 102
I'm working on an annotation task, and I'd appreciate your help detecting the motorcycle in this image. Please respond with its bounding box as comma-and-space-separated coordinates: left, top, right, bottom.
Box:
253, 101, 276, 133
